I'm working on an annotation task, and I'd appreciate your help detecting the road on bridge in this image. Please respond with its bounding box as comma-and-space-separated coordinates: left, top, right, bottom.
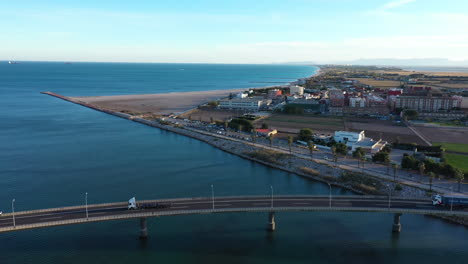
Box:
2, 195, 454, 233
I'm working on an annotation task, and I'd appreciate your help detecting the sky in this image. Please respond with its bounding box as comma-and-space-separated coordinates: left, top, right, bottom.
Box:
1, 0, 468, 64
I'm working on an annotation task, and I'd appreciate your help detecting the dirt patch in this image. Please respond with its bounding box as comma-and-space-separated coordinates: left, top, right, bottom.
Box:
260, 114, 344, 134
178, 108, 243, 122
412, 126, 468, 144
345, 118, 426, 144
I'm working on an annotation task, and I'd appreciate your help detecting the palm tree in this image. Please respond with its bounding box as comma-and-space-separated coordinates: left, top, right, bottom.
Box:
355, 152, 362, 168
287, 136, 293, 154
307, 141, 315, 159
418, 162, 426, 183
251, 129, 256, 143
386, 160, 390, 175
428, 172, 435, 192
392, 163, 398, 182
224, 121, 229, 130
268, 136, 273, 147
454, 169, 465, 192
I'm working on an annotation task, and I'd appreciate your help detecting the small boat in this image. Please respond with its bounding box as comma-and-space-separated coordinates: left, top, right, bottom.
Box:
8, 61, 18, 64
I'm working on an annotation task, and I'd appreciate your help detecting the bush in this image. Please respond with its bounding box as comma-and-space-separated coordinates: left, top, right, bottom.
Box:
394, 184, 403, 191
372, 151, 390, 163
245, 150, 290, 165
298, 128, 313, 142
299, 167, 320, 176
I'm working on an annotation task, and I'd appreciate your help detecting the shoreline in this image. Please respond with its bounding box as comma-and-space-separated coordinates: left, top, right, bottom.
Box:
42, 91, 468, 227
70, 66, 320, 116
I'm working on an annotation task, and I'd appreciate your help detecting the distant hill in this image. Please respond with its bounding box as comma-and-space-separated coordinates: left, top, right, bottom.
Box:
279, 58, 468, 67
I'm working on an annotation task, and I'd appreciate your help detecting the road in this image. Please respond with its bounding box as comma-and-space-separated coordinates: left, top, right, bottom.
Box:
1, 195, 466, 233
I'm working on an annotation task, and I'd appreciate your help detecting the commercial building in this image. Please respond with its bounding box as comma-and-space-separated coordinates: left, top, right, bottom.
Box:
218, 99, 262, 111
349, 97, 366, 108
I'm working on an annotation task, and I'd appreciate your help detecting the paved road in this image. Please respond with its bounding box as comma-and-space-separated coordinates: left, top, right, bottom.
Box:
1, 195, 466, 233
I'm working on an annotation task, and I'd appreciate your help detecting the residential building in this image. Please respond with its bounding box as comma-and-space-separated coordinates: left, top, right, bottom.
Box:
290, 85, 305, 95
334, 131, 365, 145
394, 95, 462, 111
349, 97, 366, 108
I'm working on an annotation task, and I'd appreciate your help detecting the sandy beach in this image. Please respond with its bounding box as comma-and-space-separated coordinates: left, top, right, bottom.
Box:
72, 88, 247, 115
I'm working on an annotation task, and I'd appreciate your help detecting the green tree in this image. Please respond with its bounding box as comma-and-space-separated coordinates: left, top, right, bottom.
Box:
307, 141, 315, 159
210, 116, 214, 124
403, 109, 418, 120
454, 169, 465, 192
335, 143, 348, 155
352, 147, 365, 158
288, 136, 293, 154
298, 128, 313, 142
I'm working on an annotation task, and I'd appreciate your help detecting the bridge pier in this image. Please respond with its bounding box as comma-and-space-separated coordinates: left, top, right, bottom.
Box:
267, 212, 276, 231
392, 213, 402, 233
139, 218, 148, 239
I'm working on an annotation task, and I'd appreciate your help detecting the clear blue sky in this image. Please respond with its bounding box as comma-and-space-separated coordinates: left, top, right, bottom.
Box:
1, 0, 467, 63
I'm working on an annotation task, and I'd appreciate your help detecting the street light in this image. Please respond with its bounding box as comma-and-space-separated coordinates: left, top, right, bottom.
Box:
450, 187, 453, 212
328, 183, 332, 208
12, 199, 15, 227
85, 192, 88, 219
388, 185, 392, 210
211, 185, 215, 210
270, 186, 274, 209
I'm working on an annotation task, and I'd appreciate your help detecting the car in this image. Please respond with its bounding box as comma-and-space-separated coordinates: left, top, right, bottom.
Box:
323, 156, 329, 160
0, 211, 2, 215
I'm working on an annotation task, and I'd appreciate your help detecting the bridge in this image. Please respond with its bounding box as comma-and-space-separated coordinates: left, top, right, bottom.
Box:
1, 195, 467, 238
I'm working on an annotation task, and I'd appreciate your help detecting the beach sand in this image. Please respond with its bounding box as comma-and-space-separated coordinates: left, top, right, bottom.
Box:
72, 88, 247, 115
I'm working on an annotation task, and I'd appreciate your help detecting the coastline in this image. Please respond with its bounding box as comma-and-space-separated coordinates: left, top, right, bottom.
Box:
70, 66, 320, 116
42, 91, 468, 227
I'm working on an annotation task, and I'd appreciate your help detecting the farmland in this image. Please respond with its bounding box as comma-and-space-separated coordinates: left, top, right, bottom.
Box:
349, 78, 401, 88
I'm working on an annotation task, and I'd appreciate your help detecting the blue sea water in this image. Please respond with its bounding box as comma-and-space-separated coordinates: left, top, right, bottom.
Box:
0, 62, 466, 264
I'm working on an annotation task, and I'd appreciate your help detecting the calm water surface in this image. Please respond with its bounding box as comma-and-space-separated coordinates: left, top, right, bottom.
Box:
0, 62, 466, 263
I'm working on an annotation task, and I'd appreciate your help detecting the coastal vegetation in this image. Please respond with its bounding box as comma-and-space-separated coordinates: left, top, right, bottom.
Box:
338, 172, 384, 195
244, 149, 290, 165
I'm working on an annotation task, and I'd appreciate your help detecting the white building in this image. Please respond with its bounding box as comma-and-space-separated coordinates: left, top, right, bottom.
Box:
334, 131, 365, 145
218, 99, 262, 111
334, 130, 386, 154
236, 92, 248, 99
290, 85, 304, 96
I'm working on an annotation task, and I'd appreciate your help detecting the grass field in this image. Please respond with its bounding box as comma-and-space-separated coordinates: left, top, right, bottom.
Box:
434, 142, 468, 153
350, 78, 401, 88
444, 153, 468, 173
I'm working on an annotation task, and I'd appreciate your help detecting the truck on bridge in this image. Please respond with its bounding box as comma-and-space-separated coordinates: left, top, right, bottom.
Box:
432, 194, 468, 208
128, 197, 171, 210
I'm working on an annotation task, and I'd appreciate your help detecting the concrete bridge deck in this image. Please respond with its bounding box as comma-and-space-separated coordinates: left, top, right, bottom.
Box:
1, 195, 467, 234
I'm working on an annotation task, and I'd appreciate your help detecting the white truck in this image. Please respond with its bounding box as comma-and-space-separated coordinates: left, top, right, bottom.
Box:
432, 194, 468, 208
128, 197, 171, 210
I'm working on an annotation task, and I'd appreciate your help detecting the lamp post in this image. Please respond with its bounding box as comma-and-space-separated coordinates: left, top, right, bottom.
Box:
388, 185, 392, 210
211, 185, 214, 210
450, 187, 453, 212
12, 199, 15, 227
270, 186, 274, 209
85, 192, 88, 219
328, 183, 332, 208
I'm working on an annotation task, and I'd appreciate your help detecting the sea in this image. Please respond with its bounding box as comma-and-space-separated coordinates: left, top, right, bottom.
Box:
0, 62, 466, 264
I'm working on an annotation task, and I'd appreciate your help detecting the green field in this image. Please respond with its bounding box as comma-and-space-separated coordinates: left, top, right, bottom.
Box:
445, 154, 468, 173
434, 142, 468, 153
